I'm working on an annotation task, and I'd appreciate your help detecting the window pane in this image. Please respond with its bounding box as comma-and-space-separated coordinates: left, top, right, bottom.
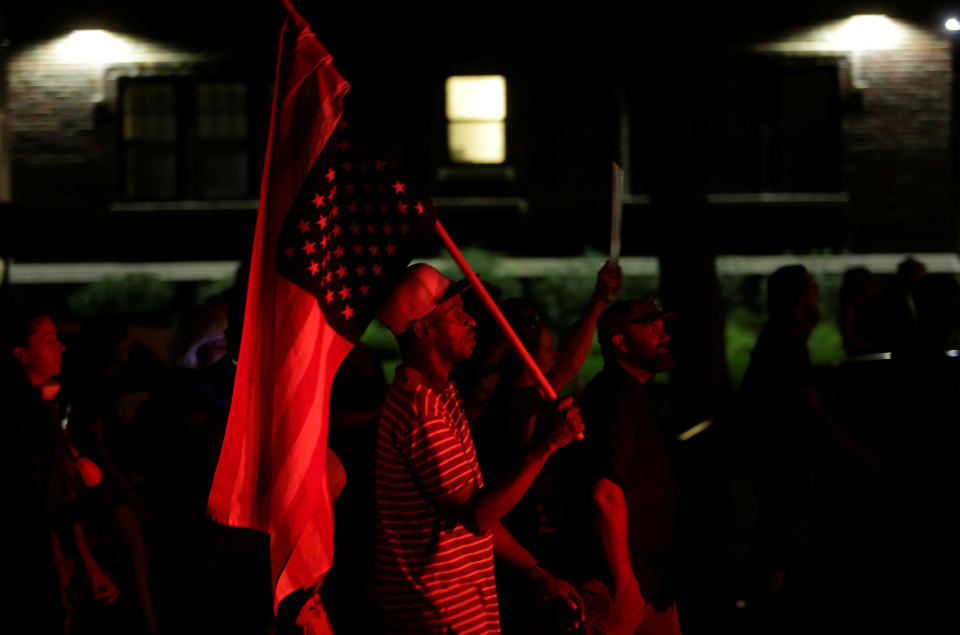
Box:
197, 83, 248, 140
122, 83, 176, 141
197, 145, 249, 199
126, 145, 177, 199
448, 122, 505, 163
446, 76, 506, 121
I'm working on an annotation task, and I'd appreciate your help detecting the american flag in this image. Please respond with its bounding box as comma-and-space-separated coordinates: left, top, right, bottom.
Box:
207, 2, 434, 613
277, 118, 437, 340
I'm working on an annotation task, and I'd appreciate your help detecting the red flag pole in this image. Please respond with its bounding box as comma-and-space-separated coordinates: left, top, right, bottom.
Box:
434, 218, 558, 402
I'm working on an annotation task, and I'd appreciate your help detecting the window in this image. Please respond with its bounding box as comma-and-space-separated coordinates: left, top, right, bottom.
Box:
122, 82, 178, 199
195, 83, 250, 199
120, 78, 267, 200
445, 75, 506, 164
703, 59, 843, 193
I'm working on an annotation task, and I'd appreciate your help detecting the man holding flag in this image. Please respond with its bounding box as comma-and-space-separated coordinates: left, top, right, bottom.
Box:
208, 1, 589, 631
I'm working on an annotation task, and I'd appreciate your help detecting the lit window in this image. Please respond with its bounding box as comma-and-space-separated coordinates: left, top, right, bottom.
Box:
445, 75, 506, 164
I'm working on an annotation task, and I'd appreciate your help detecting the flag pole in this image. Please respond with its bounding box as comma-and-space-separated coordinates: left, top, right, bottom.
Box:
434, 219, 558, 402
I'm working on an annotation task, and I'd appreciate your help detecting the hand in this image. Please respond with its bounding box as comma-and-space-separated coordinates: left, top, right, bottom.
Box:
88, 565, 120, 605
529, 566, 586, 631
594, 261, 624, 303
295, 584, 333, 635
544, 396, 585, 452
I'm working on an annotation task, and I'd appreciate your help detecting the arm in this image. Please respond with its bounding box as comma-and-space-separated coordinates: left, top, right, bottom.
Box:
492, 520, 537, 571
804, 387, 879, 468
547, 262, 623, 391
462, 398, 583, 534
90, 416, 150, 518
399, 390, 581, 535
492, 522, 585, 628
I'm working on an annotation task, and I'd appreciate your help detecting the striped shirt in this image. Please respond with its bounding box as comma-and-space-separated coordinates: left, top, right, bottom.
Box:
375, 366, 500, 634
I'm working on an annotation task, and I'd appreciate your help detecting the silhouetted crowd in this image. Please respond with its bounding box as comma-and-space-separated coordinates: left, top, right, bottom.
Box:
2, 256, 958, 634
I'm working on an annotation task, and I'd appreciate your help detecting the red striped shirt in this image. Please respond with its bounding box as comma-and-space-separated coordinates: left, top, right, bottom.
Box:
375, 366, 500, 634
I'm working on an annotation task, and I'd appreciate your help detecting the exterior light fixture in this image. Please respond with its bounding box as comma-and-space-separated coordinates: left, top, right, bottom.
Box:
54, 29, 134, 65
946, 18, 960, 31
828, 15, 905, 51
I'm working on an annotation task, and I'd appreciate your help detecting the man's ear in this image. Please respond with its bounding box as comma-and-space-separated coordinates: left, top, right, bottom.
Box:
411, 319, 429, 340
12, 346, 27, 365
611, 334, 627, 354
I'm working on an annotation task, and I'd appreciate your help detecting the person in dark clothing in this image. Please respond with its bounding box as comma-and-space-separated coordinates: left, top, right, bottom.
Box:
561, 299, 681, 635
473, 263, 621, 633
877, 256, 927, 353
61, 317, 163, 634
739, 265, 875, 632
3, 310, 72, 633
740, 266, 827, 609
320, 342, 387, 634
2, 310, 118, 634
838, 267, 884, 357
823, 272, 960, 632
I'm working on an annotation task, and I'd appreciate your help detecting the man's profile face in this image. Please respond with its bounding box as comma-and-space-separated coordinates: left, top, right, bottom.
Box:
425, 295, 476, 362
621, 317, 673, 372
14, 316, 66, 385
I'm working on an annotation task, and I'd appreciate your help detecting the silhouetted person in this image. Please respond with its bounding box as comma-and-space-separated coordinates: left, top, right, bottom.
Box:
739, 265, 874, 631
62, 317, 162, 633
166, 304, 229, 370
2, 310, 119, 634
838, 267, 884, 357
855, 272, 960, 631
878, 256, 927, 353
321, 342, 387, 633
908, 273, 960, 356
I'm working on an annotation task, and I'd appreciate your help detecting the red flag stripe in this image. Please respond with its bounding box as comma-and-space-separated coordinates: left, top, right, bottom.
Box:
207, 8, 351, 612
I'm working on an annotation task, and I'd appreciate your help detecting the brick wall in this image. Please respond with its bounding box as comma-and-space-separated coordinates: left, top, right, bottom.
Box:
756, 17, 955, 251
7, 33, 205, 209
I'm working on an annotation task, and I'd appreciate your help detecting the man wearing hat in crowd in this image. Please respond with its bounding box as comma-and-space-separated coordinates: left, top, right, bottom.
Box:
373, 263, 586, 634
563, 300, 681, 635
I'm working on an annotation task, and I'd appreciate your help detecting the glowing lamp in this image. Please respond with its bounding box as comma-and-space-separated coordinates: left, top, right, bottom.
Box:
828, 15, 905, 51
54, 29, 134, 65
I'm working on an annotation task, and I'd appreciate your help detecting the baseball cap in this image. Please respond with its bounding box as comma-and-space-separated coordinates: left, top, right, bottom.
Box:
598, 300, 672, 340
378, 263, 470, 335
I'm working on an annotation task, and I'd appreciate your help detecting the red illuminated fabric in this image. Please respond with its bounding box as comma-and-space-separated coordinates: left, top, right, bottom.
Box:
205, 8, 351, 609
206, 3, 433, 611
375, 366, 500, 634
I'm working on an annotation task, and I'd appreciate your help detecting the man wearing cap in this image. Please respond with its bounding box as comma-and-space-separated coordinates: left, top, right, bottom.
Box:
374, 263, 586, 634
564, 300, 681, 635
